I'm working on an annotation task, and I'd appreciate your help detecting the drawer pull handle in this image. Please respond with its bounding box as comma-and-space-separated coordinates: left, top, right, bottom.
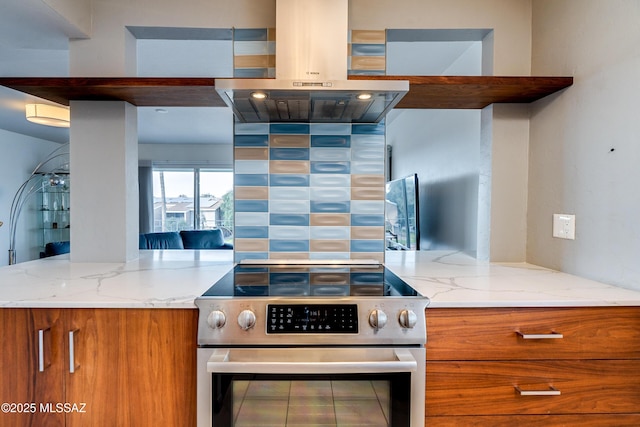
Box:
516, 331, 563, 339
515, 385, 561, 396
69, 329, 79, 373
38, 327, 51, 372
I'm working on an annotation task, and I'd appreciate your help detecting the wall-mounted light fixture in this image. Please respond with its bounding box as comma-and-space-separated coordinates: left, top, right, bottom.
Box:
25, 103, 70, 128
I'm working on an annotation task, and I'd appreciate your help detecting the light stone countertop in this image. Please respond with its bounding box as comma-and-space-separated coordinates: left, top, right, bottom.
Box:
0, 250, 234, 308
1, 249, 640, 309
384, 251, 640, 308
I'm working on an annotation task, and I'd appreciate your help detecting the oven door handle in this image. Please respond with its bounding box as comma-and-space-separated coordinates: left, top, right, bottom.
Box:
207, 348, 418, 375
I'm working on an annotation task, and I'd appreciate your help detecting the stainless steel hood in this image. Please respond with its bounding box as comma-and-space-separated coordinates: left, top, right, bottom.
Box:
215, 0, 408, 123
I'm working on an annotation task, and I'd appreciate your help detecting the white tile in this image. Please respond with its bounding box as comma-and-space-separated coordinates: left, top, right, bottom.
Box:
234, 122, 269, 135
270, 186, 310, 200
235, 212, 269, 226
310, 147, 351, 161
310, 174, 351, 187
310, 226, 350, 240
351, 200, 385, 214
235, 160, 269, 174
351, 160, 384, 174
233, 40, 270, 55
270, 200, 310, 214
310, 187, 350, 202
310, 123, 352, 135
269, 226, 310, 240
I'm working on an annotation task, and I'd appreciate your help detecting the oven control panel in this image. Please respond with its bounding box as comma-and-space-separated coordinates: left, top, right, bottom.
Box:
267, 304, 358, 333
196, 297, 428, 346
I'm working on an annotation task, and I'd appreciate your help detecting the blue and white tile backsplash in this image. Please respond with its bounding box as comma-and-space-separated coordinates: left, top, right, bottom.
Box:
231, 28, 389, 263
234, 122, 386, 263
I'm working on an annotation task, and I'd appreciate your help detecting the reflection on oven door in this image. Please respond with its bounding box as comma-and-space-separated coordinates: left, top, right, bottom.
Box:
206, 347, 417, 427
230, 378, 392, 426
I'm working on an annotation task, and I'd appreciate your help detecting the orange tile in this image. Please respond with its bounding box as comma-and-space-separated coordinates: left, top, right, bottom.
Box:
234, 239, 269, 252
310, 214, 350, 226
352, 174, 385, 187
351, 56, 386, 71
234, 54, 276, 68
235, 147, 268, 160
235, 186, 269, 200
310, 240, 350, 252
351, 186, 385, 200
351, 30, 386, 44
351, 226, 384, 240
270, 134, 310, 147
270, 160, 309, 174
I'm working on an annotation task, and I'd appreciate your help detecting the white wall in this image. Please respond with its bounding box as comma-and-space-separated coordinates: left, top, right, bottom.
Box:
59, 0, 536, 263
0, 130, 60, 265
350, 0, 531, 75
490, 104, 530, 261
528, 0, 640, 290
357, 0, 533, 262
138, 143, 233, 168
69, 0, 277, 76
387, 109, 482, 256
67, 0, 532, 75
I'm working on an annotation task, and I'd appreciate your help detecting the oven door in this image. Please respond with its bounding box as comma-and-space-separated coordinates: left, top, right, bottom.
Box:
197, 346, 425, 427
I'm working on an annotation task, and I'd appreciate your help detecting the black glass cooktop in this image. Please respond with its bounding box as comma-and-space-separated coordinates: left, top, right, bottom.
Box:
201, 264, 420, 298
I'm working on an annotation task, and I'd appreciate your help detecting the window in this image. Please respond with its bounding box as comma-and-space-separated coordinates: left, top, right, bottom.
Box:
152, 168, 233, 238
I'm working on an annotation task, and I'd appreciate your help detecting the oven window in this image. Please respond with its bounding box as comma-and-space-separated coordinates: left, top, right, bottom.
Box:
213, 373, 410, 427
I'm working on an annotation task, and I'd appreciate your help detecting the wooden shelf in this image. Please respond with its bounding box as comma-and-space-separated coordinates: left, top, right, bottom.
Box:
0, 75, 572, 109
0, 77, 226, 107
350, 75, 573, 109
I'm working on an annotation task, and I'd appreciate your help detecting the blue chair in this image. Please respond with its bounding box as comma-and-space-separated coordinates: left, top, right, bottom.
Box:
179, 229, 233, 249
44, 241, 71, 257
139, 232, 184, 249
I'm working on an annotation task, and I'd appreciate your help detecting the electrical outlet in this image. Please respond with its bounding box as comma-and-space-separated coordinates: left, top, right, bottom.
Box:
553, 214, 575, 240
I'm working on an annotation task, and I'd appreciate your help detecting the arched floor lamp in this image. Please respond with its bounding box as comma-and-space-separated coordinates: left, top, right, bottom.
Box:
8, 143, 69, 265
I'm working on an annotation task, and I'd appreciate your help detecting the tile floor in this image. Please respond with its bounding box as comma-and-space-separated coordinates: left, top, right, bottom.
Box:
233, 380, 390, 427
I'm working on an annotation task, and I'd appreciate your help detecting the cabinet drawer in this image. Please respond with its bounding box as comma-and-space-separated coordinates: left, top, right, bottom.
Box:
426, 360, 640, 416
426, 307, 640, 360
425, 414, 640, 427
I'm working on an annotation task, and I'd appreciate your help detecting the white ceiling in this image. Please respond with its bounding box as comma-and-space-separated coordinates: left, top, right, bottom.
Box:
0, 0, 234, 146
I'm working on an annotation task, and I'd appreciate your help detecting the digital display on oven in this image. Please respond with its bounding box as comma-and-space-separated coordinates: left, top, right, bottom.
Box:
267, 304, 359, 334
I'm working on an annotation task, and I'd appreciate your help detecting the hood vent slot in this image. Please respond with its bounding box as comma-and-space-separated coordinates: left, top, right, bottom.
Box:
223, 88, 402, 123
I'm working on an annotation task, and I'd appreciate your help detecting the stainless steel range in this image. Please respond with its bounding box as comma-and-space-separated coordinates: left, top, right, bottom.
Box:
195, 260, 429, 427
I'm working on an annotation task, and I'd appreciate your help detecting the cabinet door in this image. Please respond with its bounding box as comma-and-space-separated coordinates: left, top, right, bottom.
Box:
0, 308, 65, 427
426, 307, 640, 360
64, 308, 123, 426
426, 360, 640, 416
64, 309, 198, 427
426, 414, 640, 427
122, 309, 198, 426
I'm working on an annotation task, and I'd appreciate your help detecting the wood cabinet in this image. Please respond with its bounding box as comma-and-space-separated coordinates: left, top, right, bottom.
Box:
425, 307, 640, 426
0, 308, 198, 427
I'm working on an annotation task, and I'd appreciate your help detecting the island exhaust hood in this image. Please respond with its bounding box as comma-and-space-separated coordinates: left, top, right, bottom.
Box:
215, 0, 408, 123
